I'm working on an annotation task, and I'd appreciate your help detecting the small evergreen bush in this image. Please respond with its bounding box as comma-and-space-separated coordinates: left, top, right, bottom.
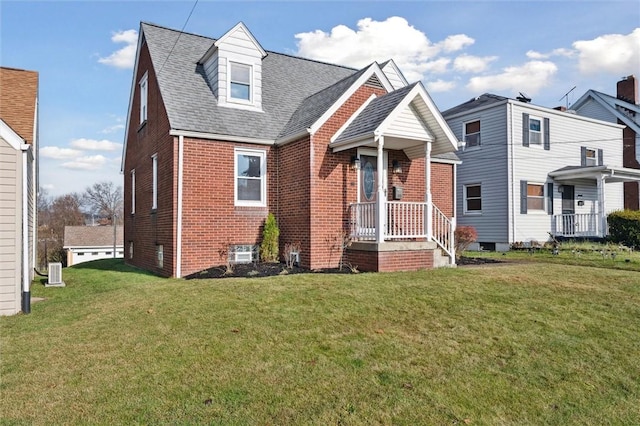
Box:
607, 210, 640, 248
260, 213, 280, 263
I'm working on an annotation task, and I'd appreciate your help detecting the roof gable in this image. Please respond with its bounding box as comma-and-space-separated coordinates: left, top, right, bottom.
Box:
331, 82, 459, 158
572, 89, 640, 134
213, 22, 266, 59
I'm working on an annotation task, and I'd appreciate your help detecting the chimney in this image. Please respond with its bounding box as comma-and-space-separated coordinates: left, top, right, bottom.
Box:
617, 75, 637, 104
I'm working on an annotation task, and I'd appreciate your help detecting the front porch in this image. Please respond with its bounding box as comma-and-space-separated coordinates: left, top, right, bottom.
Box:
551, 213, 607, 238
348, 201, 455, 268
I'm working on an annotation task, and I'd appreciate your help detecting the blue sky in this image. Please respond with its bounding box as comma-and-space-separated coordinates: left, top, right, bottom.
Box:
2, 1, 639, 197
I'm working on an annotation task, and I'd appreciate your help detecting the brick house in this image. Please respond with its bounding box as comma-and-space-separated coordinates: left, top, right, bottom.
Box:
122, 22, 460, 277
0, 67, 38, 315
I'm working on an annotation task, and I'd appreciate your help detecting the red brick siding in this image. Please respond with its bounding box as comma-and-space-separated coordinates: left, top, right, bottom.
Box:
431, 162, 455, 217
346, 248, 434, 272
277, 137, 312, 268
309, 85, 388, 269
123, 40, 176, 277
178, 139, 274, 276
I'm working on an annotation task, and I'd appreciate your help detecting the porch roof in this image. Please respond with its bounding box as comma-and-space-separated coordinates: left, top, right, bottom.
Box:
329, 82, 459, 159
549, 165, 640, 183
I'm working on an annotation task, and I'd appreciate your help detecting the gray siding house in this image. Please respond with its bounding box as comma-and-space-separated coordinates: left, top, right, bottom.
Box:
443, 94, 640, 251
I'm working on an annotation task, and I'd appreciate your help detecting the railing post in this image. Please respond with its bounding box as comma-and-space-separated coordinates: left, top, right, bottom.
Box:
375, 135, 385, 243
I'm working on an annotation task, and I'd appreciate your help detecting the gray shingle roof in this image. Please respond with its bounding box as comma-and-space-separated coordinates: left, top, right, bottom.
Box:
441, 93, 508, 117
333, 83, 418, 143
142, 22, 357, 140
64, 226, 123, 248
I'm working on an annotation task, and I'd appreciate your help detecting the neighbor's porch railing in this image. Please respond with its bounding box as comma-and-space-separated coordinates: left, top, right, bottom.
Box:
349, 201, 455, 259
551, 213, 605, 237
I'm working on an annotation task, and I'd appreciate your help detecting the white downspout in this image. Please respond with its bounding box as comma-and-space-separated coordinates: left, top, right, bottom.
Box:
451, 162, 457, 264
598, 174, 606, 237
375, 134, 385, 243
508, 102, 516, 245
176, 135, 184, 278
21, 145, 30, 314
425, 141, 433, 240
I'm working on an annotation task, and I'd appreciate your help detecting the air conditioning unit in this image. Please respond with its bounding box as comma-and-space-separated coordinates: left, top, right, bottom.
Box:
45, 262, 65, 287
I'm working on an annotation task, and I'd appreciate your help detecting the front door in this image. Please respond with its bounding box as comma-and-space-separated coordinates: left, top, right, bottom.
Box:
561, 185, 575, 235
358, 152, 388, 203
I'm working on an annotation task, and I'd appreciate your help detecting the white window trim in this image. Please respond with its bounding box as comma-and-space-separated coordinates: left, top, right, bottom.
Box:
152, 154, 158, 210
227, 61, 253, 105
131, 169, 136, 214
139, 72, 148, 124
528, 116, 543, 146
526, 182, 546, 213
463, 183, 482, 215
234, 148, 266, 207
463, 120, 481, 150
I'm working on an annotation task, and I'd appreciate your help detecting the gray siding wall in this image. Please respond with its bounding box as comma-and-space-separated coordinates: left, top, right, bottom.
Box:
0, 139, 21, 316
510, 102, 623, 243
573, 98, 617, 123
446, 103, 510, 244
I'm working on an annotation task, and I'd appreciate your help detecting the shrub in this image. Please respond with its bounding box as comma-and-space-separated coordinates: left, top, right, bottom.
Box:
260, 213, 280, 263
454, 225, 478, 258
607, 210, 640, 249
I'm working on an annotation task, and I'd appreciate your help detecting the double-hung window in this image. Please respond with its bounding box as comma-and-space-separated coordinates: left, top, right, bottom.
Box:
235, 148, 266, 206
229, 62, 251, 102
464, 184, 482, 214
528, 117, 542, 145
130, 169, 136, 214
464, 120, 481, 149
139, 72, 148, 124
151, 154, 158, 210
585, 148, 597, 166
526, 183, 545, 211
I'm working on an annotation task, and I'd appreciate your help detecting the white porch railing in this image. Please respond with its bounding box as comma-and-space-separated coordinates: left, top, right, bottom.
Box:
349, 201, 455, 260
552, 213, 604, 237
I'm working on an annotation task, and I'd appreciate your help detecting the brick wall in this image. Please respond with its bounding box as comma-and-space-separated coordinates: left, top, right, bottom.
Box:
123, 41, 176, 277
179, 138, 274, 276
346, 248, 434, 272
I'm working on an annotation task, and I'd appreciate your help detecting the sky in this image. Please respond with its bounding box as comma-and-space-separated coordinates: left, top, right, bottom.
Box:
1, 1, 639, 198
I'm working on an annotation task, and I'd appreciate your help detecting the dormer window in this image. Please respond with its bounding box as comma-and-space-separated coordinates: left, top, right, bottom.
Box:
229, 62, 251, 102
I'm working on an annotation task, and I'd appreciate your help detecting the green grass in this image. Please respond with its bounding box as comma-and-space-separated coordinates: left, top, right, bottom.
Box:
466, 241, 640, 272
1, 259, 640, 424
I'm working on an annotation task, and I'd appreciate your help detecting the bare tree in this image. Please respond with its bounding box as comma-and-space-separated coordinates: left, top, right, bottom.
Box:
83, 181, 123, 225
38, 192, 85, 266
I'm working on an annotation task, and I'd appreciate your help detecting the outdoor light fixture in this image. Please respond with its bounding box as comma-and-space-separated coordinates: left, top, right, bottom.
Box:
392, 159, 402, 174
350, 155, 360, 170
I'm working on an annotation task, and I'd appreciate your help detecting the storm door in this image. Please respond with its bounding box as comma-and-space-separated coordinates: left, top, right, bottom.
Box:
561, 184, 575, 235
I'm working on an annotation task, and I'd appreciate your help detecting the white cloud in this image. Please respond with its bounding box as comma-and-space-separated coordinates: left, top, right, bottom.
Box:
62, 155, 107, 170
70, 138, 121, 151
295, 16, 474, 82
101, 124, 125, 134
466, 60, 558, 96
436, 34, 474, 53
426, 79, 456, 92
40, 146, 82, 160
423, 58, 451, 74
573, 28, 640, 75
98, 29, 138, 69
453, 54, 498, 73
526, 48, 575, 60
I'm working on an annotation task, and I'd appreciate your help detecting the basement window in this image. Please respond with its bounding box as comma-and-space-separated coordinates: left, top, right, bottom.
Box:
156, 244, 163, 268
230, 245, 257, 264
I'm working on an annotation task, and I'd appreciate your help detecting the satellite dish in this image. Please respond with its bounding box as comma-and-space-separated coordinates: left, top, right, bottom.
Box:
516, 92, 531, 103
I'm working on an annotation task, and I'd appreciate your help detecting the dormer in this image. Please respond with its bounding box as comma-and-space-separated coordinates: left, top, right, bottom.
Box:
200, 22, 267, 112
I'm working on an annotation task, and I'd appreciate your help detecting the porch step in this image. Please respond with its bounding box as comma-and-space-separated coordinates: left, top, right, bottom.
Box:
433, 248, 455, 268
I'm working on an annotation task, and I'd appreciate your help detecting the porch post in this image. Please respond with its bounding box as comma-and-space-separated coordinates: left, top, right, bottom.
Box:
375, 134, 385, 243
597, 175, 606, 237
425, 141, 433, 240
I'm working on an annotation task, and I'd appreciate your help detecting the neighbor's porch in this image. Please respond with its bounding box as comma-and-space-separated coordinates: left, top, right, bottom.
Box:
549, 165, 640, 239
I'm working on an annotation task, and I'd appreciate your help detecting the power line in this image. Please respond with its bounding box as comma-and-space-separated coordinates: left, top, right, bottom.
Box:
157, 0, 199, 77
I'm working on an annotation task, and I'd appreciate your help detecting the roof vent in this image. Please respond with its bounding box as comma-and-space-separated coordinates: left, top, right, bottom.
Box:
365, 74, 385, 90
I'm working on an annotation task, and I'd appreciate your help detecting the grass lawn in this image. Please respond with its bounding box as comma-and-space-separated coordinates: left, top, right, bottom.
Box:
1, 259, 639, 424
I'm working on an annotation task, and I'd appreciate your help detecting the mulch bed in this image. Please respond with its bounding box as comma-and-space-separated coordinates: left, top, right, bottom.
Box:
185, 262, 355, 279
185, 257, 506, 279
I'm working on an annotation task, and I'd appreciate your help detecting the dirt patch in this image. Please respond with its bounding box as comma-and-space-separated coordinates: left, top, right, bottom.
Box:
457, 256, 506, 267
184, 262, 356, 280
